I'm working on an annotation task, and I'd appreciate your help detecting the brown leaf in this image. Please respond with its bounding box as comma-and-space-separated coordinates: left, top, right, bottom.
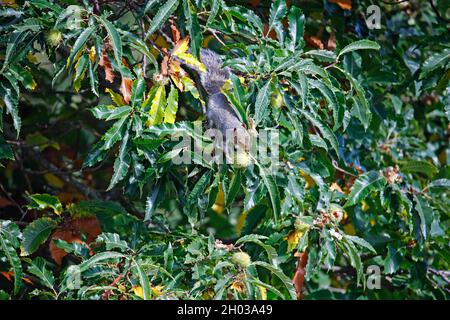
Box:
49, 217, 101, 265
329, 0, 352, 10
170, 20, 180, 44
292, 251, 308, 299
120, 77, 133, 104
304, 35, 324, 49
327, 32, 336, 51
99, 49, 115, 83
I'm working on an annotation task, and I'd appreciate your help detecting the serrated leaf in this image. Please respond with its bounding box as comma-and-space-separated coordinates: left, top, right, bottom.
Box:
97, 17, 122, 66
338, 39, 380, 58
256, 163, 281, 223
400, 160, 438, 178
107, 125, 130, 190
78, 251, 125, 272
305, 50, 336, 62
101, 114, 129, 150
254, 79, 272, 125
22, 217, 57, 256
96, 233, 129, 251
298, 109, 340, 156
309, 79, 342, 130
267, 0, 287, 34
413, 194, 434, 240
344, 171, 386, 207
420, 49, 450, 77
427, 179, 450, 189
251, 261, 296, 300
90, 105, 132, 120
236, 234, 278, 267
68, 27, 95, 68
27, 193, 62, 215
147, 85, 166, 126
287, 6, 304, 50
133, 259, 151, 300
145, 0, 179, 39
164, 85, 178, 124
28, 257, 54, 289
0, 230, 22, 294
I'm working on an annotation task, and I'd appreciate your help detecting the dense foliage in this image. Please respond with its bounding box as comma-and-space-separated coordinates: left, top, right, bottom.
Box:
0, 0, 449, 300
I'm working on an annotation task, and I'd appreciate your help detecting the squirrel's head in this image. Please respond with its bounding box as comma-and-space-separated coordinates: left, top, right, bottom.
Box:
200, 49, 231, 94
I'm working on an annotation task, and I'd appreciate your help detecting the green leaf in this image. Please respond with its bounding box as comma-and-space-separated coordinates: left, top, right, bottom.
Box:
251, 261, 296, 300
305, 50, 336, 63
287, 6, 304, 50
337, 67, 371, 130
420, 48, 450, 77
163, 85, 178, 124
256, 163, 281, 223
107, 125, 130, 190
309, 79, 342, 130
236, 234, 278, 266
0, 229, 22, 294
88, 59, 99, 96
22, 217, 57, 256
27, 193, 62, 215
90, 105, 132, 121
298, 109, 340, 156
254, 79, 272, 125
413, 194, 434, 240
131, 76, 146, 108
400, 160, 438, 178
426, 178, 450, 190
342, 238, 364, 286
145, 0, 179, 39
133, 259, 152, 300
97, 16, 122, 66
267, 0, 287, 34
0, 137, 14, 160
338, 39, 380, 58
96, 233, 129, 251
78, 251, 125, 272
1, 82, 21, 136
344, 235, 376, 254
101, 114, 129, 150
344, 171, 386, 207
226, 169, 242, 206
68, 27, 95, 67
183, 0, 201, 58
207, 0, 221, 27
28, 257, 54, 290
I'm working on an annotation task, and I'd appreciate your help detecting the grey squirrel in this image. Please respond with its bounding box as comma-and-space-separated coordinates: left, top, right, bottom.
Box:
198, 49, 251, 164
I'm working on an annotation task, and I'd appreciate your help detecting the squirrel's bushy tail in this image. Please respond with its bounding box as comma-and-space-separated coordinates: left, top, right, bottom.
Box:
200, 49, 230, 95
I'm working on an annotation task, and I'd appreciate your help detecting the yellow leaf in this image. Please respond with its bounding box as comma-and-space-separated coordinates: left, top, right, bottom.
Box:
147, 86, 166, 127
211, 184, 225, 214
361, 200, 370, 212
235, 211, 248, 235
172, 37, 189, 56
258, 286, 267, 300
285, 230, 304, 252
151, 285, 164, 297
89, 46, 96, 62
181, 76, 199, 98
299, 169, 315, 189
27, 52, 38, 64
176, 52, 206, 73
132, 286, 143, 299
44, 173, 64, 189
105, 88, 126, 106
343, 223, 356, 235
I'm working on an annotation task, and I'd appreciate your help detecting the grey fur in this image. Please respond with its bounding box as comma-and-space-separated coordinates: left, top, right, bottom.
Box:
200, 49, 250, 153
